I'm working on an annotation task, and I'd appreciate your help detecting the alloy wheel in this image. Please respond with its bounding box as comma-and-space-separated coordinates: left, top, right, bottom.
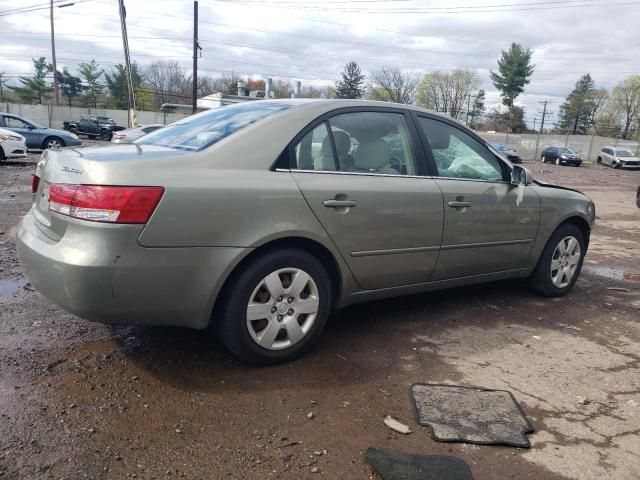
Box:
541, 155, 546, 163
46, 139, 62, 149
550, 236, 581, 288
556, 158, 561, 165
246, 267, 319, 351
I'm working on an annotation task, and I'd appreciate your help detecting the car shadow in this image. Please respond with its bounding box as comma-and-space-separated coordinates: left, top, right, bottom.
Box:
112, 278, 581, 396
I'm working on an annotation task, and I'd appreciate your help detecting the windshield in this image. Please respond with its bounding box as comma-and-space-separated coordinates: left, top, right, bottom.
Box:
615, 149, 633, 157
136, 102, 291, 151
557, 148, 575, 154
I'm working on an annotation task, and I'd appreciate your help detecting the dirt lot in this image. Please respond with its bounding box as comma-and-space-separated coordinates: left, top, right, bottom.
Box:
1, 148, 639, 480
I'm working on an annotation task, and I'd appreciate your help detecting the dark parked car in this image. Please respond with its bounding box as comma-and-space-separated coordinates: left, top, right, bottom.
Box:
64, 115, 126, 140
0, 113, 82, 150
541, 147, 582, 166
492, 143, 522, 163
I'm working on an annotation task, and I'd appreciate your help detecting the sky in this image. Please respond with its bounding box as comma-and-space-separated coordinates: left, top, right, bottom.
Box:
1, 0, 639, 127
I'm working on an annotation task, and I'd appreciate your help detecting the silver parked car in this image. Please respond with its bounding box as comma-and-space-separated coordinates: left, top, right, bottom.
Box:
17, 100, 595, 364
597, 146, 640, 169
111, 124, 164, 144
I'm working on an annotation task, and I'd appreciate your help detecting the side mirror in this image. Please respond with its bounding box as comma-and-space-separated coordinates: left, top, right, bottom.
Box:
511, 165, 533, 186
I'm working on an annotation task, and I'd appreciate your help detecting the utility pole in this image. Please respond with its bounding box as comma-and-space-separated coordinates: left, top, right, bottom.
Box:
192, 1, 200, 114
118, 0, 137, 127
0, 73, 5, 104
50, 0, 59, 106
533, 117, 537, 130
534, 100, 549, 161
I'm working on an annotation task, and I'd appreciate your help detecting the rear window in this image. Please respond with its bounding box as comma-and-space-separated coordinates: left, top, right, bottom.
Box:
136, 102, 291, 151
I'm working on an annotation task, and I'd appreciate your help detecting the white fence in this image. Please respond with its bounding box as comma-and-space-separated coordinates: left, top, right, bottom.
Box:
2, 103, 638, 162
1, 103, 191, 130
479, 132, 639, 163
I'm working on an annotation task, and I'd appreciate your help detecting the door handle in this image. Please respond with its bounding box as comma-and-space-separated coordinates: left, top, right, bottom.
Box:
447, 201, 471, 208
323, 199, 357, 208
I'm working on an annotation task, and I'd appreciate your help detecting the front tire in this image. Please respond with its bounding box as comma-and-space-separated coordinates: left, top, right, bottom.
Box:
44, 137, 64, 149
100, 130, 112, 141
528, 223, 586, 297
215, 248, 332, 365
556, 158, 561, 165
541, 155, 546, 163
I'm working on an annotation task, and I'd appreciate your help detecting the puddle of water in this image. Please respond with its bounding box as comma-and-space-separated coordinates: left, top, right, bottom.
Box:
0, 278, 28, 298
583, 265, 639, 282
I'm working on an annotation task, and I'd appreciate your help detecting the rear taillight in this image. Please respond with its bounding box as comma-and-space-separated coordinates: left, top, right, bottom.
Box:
32, 174, 40, 193
48, 184, 164, 224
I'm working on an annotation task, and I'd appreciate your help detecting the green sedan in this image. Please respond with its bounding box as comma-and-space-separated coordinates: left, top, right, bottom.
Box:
17, 100, 595, 364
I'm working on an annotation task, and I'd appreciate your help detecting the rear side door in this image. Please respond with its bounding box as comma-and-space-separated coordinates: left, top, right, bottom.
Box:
414, 114, 541, 281
290, 108, 444, 290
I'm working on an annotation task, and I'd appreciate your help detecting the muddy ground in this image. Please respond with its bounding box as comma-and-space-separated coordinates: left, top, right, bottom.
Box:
1, 148, 639, 480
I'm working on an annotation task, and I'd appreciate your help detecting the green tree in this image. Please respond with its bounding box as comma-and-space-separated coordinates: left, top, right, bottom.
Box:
557, 74, 604, 134
78, 60, 103, 108
14, 57, 52, 104
104, 63, 143, 109
610, 76, 640, 139
490, 43, 534, 106
56, 68, 84, 107
470, 90, 485, 120
0, 72, 9, 103
335, 61, 365, 99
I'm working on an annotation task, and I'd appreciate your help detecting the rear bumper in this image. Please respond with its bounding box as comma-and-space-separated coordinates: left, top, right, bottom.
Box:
16, 210, 247, 329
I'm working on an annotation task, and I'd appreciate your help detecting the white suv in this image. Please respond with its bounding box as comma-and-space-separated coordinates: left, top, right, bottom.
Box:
597, 146, 640, 169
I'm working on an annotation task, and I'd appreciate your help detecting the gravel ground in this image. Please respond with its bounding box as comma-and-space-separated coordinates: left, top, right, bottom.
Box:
1, 148, 639, 480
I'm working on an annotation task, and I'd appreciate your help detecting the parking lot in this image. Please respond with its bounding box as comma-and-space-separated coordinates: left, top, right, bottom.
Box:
1, 149, 639, 479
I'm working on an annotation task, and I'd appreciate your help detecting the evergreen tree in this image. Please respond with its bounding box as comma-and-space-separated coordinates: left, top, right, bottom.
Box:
490, 43, 534, 106
78, 60, 103, 108
104, 63, 143, 109
14, 57, 52, 104
557, 74, 601, 134
469, 89, 485, 125
56, 68, 84, 107
335, 61, 365, 99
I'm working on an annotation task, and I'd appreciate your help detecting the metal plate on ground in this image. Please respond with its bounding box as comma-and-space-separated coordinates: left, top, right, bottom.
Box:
411, 384, 534, 447
364, 447, 473, 480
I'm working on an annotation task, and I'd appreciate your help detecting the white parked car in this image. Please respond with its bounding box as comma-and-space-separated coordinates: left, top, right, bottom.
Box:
597, 146, 640, 170
111, 124, 164, 144
0, 127, 27, 161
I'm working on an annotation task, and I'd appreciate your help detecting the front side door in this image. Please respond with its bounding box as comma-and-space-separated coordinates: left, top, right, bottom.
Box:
2, 115, 36, 147
415, 115, 541, 281
290, 109, 444, 290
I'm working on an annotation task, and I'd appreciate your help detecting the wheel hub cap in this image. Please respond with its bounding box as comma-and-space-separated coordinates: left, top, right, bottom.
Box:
246, 268, 320, 351
550, 236, 581, 288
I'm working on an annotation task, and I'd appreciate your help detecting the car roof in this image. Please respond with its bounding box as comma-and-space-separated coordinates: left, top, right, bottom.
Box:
255, 98, 462, 125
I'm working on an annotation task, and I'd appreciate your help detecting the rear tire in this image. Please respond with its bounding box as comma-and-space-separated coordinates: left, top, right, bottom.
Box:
215, 248, 332, 365
0, 146, 5, 162
528, 223, 586, 297
596, 157, 602, 164
541, 155, 546, 163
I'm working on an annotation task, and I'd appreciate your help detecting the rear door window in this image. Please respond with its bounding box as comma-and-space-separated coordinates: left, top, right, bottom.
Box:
293, 122, 336, 171
136, 102, 291, 151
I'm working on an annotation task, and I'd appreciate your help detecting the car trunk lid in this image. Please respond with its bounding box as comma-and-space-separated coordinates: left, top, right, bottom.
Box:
31, 145, 183, 239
